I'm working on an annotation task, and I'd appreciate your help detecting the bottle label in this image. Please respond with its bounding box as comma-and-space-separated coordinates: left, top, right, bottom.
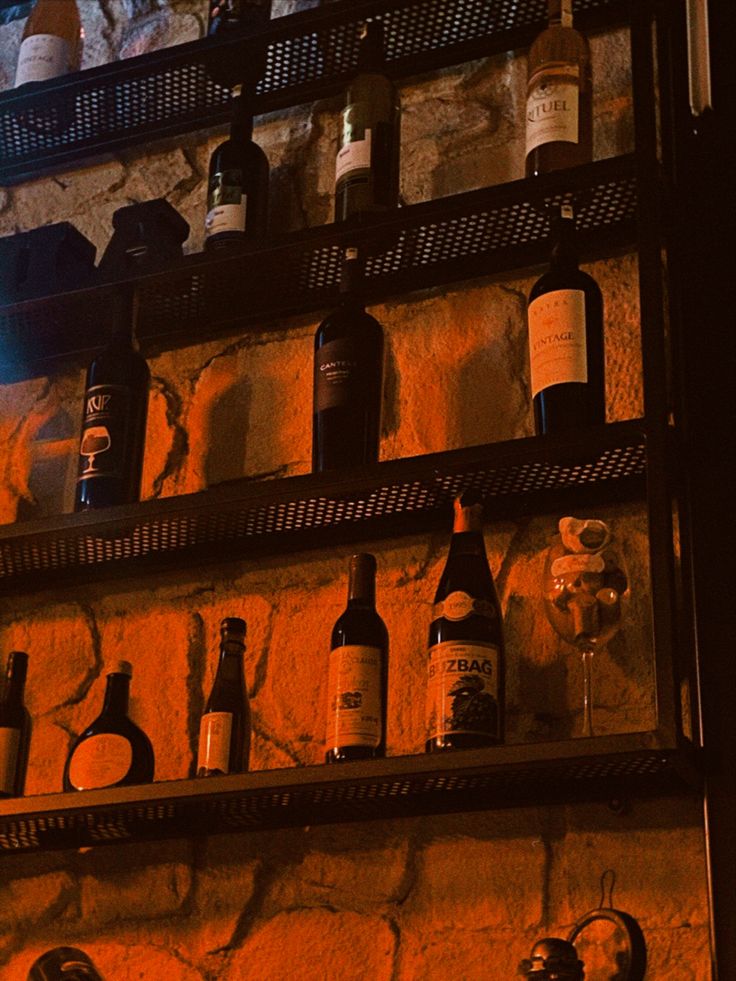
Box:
528, 288, 587, 398
314, 337, 362, 412
15, 34, 70, 86
197, 711, 233, 774
0, 727, 21, 795
76, 383, 135, 485
426, 641, 501, 741
432, 591, 496, 622
67, 733, 133, 790
205, 169, 246, 238
326, 645, 382, 749
525, 64, 579, 155
335, 124, 372, 186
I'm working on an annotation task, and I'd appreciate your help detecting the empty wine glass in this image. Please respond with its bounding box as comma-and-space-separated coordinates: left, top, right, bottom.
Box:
543, 516, 629, 737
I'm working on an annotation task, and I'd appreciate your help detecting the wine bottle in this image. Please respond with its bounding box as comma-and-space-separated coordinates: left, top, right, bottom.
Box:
335, 19, 400, 222
527, 206, 604, 434
325, 553, 388, 763
63, 661, 155, 792
74, 290, 150, 511
312, 247, 384, 472
0, 651, 31, 799
204, 87, 270, 252
197, 617, 251, 777
525, 0, 592, 178
28, 947, 103, 981
207, 0, 271, 38
425, 495, 505, 752
14, 0, 82, 87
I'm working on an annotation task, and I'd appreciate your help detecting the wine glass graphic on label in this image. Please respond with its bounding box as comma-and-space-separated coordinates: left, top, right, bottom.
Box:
80, 426, 112, 474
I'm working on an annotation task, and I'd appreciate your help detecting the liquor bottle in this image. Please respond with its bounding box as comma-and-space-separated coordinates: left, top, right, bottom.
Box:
335, 20, 400, 222
425, 495, 505, 752
204, 87, 270, 252
28, 947, 103, 981
63, 661, 155, 792
74, 290, 150, 511
527, 205, 604, 434
325, 554, 388, 763
525, 0, 592, 178
312, 247, 384, 472
14, 0, 82, 87
0, 651, 31, 799
197, 617, 251, 777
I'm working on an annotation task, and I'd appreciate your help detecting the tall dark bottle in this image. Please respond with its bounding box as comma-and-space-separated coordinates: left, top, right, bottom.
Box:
197, 617, 251, 777
335, 19, 400, 222
0, 651, 31, 798
527, 206, 604, 434
425, 496, 505, 752
312, 247, 384, 472
325, 554, 388, 763
525, 0, 592, 178
206, 0, 271, 87
74, 290, 150, 511
204, 87, 269, 251
63, 661, 155, 791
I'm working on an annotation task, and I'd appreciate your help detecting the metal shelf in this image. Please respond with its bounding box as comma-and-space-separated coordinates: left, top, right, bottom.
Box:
0, 154, 638, 381
0, 0, 629, 186
0, 731, 700, 855
0, 420, 648, 595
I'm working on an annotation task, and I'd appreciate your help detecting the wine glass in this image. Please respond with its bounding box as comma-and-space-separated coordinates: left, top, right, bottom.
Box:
543, 516, 629, 737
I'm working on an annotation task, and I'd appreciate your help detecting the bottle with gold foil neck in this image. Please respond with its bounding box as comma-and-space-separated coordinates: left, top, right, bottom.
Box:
525, 0, 592, 177
425, 495, 505, 752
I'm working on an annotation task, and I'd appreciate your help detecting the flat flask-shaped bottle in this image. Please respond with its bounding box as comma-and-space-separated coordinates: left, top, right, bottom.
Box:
425, 496, 505, 752
525, 0, 592, 177
197, 618, 251, 777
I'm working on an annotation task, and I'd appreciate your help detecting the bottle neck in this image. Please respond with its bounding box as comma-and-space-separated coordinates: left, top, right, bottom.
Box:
357, 21, 386, 73
449, 502, 487, 557
217, 641, 245, 680
2, 652, 28, 707
102, 673, 130, 717
347, 555, 377, 606
549, 216, 579, 271
548, 0, 573, 28
230, 96, 254, 142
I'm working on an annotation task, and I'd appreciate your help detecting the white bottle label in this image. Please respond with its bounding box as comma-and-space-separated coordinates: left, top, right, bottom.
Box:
335, 128, 372, 185
0, 727, 21, 795
528, 288, 587, 398
15, 34, 70, 86
426, 640, 501, 741
526, 64, 579, 155
197, 711, 233, 773
67, 733, 133, 790
326, 644, 382, 749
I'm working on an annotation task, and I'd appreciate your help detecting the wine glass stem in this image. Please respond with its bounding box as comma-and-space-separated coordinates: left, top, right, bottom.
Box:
581, 647, 594, 737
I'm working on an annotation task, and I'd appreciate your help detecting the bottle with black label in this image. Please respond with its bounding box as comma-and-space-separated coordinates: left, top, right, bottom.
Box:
525, 0, 592, 178
63, 661, 155, 792
312, 247, 384, 472
204, 86, 270, 251
74, 290, 150, 511
425, 495, 505, 752
335, 19, 400, 222
197, 617, 251, 777
325, 554, 388, 763
0, 651, 31, 799
15, 0, 82, 87
527, 206, 604, 434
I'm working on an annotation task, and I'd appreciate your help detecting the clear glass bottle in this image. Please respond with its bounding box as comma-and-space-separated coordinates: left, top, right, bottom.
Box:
325, 554, 388, 763
63, 661, 155, 792
525, 0, 592, 177
425, 496, 505, 752
0, 651, 31, 798
197, 617, 251, 777
14, 0, 82, 87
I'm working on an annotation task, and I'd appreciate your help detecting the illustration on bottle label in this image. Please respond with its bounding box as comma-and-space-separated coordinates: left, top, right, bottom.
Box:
77, 383, 133, 484
0, 727, 21, 795
528, 288, 587, 397
206, 169, 247, 237
432, 591, 496, 622
326, 644, 382, 748
197, 711, 233, 774
68, 733, 133, 790
426, 640, 501, 741
526, 64, 580, 155
15, 34, 70, 86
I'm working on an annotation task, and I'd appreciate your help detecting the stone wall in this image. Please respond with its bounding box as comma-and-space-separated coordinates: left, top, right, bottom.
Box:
0, 2, 711, 979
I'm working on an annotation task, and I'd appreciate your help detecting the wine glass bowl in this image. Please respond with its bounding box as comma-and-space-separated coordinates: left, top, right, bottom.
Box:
543, 517, 629, 737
